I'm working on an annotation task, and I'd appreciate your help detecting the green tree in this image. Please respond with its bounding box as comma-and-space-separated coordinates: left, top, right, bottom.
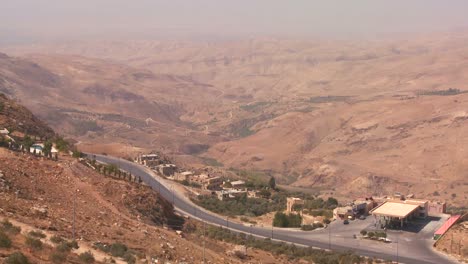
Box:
273, 212, 289, 227
268, 177, 276, 190
287, 213, 302, 227
258, 189, 271, 199
272, 212, 301, 228
54, 137, 69, 152
22, 136, 34, 152
43, 141, 53, 158
326, 197, 338, 209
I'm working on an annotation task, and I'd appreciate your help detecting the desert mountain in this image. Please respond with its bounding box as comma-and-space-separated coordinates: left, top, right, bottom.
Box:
0, 92, 55, 139
0, 52, 221, 157
1, 32, 467, 204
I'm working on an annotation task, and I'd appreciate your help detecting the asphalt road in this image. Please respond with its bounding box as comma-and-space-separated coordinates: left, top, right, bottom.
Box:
90, 154, 458, 264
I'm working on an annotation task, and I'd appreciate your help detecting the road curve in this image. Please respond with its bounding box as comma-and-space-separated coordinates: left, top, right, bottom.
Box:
90, 154, 458, 264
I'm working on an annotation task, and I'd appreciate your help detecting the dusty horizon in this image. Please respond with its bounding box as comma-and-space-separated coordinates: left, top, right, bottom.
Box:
2, 0, 468, 44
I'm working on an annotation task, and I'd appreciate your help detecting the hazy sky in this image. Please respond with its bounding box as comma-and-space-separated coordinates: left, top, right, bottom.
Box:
1, 0, 468, 41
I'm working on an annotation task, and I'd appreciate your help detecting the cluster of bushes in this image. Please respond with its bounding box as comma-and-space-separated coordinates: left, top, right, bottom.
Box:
199, 225, 364, 264
72, 120, 103, 136
25, 235, 43, 250
1, 219, 21, 234
0, 219, 21, 249
301, 222, 324, 231
93, 242, 136, 264
309, 95, 350, 103
273, 212, 302, 228
0, 230, 12, 248
5, 252, 30, 264
78, 251, 95, 263
418, 88, 465, 96
361, 230, 387, 239
307, 197, 338, 210
49, 238, 80, 263
194, 194, 285, 217
72, 150, 85, 158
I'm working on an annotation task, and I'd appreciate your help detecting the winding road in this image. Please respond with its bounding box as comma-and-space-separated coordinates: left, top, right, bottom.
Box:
90, 153, 458, 264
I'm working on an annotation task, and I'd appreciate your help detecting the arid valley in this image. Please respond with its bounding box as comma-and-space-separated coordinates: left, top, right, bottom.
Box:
1, 31, 467, 205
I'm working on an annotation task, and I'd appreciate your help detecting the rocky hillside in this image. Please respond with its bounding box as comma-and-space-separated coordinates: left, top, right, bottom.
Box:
0, 52, 220, 157
0, 98, 297, 263
0, 92, 55, 139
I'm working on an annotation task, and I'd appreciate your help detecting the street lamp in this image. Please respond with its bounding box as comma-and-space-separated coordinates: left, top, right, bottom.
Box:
271, 225, 274, 239
396, 230, 400, 264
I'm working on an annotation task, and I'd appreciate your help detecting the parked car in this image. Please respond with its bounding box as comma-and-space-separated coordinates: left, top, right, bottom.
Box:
359, 215, 366, 220
343, 220, 349, 225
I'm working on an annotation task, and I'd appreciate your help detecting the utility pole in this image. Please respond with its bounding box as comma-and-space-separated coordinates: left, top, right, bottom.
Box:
203, 220, 206, 264
73, 188, 76, 241
459, 238, 462, 256
451, 233, 454, 254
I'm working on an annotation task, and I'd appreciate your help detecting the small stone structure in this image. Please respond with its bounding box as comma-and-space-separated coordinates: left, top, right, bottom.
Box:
286, 197, 304, 213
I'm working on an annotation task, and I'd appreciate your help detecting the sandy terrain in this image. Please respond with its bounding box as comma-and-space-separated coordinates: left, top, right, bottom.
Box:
435, 220, 468, 263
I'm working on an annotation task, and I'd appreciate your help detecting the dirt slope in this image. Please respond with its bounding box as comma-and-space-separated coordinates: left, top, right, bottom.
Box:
0, 93, 55, 138
0, 148, 299, 263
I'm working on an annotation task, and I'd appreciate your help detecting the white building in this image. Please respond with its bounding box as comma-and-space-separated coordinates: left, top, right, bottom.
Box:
30, 143, 44, 155
29, 143, 58, 156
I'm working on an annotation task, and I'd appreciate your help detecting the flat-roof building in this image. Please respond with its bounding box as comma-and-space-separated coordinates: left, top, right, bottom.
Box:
190, 174, 222, 190
174, 171, 193, 181
217, 189, 247, 200
333, 206, 354, 220
0, 128, 9, 135
157, 164, 177, 176
231, 180, 245, 190
371, 198, 428, 228
136, 154, 161, 166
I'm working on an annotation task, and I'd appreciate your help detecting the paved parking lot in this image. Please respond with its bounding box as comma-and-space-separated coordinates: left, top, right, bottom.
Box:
317, 217, 375, 238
